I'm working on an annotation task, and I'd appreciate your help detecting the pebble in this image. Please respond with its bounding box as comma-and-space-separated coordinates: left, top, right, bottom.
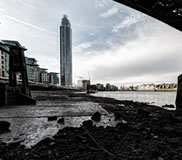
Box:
122, 120, 128, 124
157, 157, 164, 160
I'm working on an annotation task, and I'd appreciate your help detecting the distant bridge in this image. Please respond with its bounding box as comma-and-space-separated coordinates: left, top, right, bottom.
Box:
114, 0, 182, 32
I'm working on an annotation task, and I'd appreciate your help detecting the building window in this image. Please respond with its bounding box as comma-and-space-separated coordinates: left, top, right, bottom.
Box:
2, 66, 4, 69
1, 61, 4, 64
2, 71, 4, 77
1, 56, 4, 59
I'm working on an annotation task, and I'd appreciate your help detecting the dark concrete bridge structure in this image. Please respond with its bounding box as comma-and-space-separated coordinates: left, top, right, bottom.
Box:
114, 0, 182, 110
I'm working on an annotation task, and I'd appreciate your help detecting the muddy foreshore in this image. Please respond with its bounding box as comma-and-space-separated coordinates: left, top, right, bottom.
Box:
0, 89, 182, 160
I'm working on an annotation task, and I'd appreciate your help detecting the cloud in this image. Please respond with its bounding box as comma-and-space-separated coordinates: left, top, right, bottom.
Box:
94, 0, 111, 8
73, 41, 95, 54
15, 0, 37, 10
1, 0, 182, 87
4, 14, 57, 35
112, 12, 146, 32
100, 5, 120, 18
0, 7, 6, 13
37, 56, 59, 73
74, 21, 182, 85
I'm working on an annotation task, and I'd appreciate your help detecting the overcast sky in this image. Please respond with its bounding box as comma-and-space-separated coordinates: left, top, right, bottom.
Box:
0, 0, 182, 86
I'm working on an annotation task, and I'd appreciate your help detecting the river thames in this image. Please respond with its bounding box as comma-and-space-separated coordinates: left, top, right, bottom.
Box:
92, 91, 176, 107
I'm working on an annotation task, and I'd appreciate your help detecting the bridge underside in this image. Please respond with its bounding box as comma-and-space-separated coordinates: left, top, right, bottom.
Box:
114, 0, 182, 31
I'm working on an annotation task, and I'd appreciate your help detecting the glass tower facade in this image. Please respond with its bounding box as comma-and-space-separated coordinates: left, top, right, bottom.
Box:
60, 15, 72, 86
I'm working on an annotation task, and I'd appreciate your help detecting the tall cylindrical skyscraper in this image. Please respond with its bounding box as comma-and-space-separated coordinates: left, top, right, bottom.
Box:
60, 15, 72, 86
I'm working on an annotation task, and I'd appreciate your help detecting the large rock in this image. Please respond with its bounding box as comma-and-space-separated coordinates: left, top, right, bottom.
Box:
91, 112, 101, 122
0, 121, 10, 132
82, 120, 93, 128
176, 74, 182, 111
47, 116, 57, 121
57, 118, 65, 124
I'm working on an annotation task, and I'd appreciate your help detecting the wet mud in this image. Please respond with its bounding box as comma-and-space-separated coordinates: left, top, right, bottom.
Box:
0, 90, 182, 160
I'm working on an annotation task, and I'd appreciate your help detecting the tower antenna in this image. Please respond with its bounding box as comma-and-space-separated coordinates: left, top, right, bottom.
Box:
88, 72, 91, 81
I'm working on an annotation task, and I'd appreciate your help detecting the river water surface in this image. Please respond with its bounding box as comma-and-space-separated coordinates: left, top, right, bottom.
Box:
92, 91, 176, 107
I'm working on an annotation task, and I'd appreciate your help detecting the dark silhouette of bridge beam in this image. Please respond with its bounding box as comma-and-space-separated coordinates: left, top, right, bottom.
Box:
114, 0, 182, 32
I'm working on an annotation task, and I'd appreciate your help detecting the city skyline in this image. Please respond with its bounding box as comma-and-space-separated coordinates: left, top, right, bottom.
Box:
0, 0, 182, 87
60, 15, 72, 86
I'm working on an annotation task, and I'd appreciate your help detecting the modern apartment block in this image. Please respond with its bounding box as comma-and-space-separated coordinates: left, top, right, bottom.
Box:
49, 72, 59, 86
25, 58, 59, 85
0, 52, 59, 85
0, 49, 9, 78
60, 15, 72, 86
34, 69, 40, 83
25, 57, 39, 82
39, 68, 49, 84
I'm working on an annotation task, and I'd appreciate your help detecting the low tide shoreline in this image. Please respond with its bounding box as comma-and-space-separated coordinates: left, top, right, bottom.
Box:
0, 89, 182, 160
135, 89, 177, 92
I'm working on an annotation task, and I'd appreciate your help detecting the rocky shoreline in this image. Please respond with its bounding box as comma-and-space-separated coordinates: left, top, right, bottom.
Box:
0, 90, 182, 160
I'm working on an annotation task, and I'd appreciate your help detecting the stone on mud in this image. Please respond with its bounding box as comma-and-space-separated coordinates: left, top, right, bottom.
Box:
0, 121, 10, 132
157, 157, 164, 160
47, 116, 57, 121
57, 118, 65, 124
82, 120, 93, 128
91, 112, 101, 122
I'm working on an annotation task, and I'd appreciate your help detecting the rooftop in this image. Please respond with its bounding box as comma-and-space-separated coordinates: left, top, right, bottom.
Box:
0, 40, 27, 53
